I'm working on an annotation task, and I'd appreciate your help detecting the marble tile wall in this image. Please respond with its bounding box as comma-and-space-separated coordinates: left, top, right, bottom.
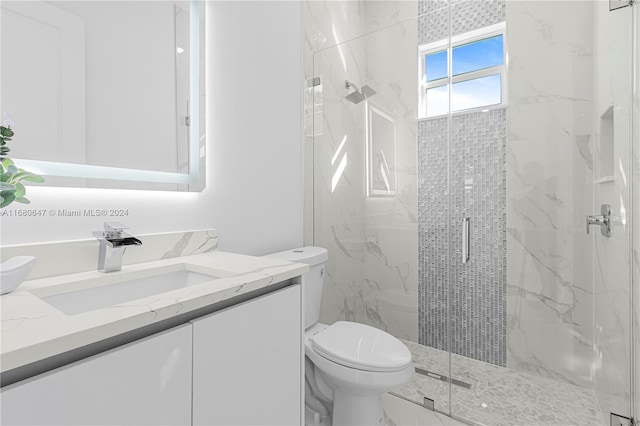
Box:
362, 5, 419, 341
505, 1, 595, 388
303, 1, 368, 248
305, 1, 420, 341
311, 38, 368, 326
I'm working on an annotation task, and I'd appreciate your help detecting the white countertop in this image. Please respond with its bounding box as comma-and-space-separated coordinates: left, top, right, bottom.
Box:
0, 251, 308, 374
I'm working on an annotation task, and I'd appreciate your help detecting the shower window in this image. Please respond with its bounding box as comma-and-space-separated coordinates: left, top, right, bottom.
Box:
419, 22, 506, 118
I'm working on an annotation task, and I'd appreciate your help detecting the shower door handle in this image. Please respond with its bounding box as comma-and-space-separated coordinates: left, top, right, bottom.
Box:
462, 217, 470, 264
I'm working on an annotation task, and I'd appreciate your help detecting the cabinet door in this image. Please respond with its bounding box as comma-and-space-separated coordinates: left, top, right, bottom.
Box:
0, 324, 192, 426
192, 285, 302, 426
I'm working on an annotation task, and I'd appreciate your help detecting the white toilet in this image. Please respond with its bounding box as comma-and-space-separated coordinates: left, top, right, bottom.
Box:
265, 247, 414, 426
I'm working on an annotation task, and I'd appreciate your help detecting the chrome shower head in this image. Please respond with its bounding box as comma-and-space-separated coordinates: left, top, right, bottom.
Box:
345, 90, 367, 104
344, 80, 376, 104
360, 85, 377, 98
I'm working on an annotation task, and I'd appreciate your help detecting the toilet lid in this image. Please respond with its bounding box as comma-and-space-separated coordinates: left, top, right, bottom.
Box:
311, 321, 412, 372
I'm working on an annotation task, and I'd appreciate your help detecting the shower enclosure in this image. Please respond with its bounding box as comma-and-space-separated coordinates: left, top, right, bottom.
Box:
304, 1, 637, 425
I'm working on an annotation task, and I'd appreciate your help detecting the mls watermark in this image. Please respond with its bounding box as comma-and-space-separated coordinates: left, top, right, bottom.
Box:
1, 208, 129, 218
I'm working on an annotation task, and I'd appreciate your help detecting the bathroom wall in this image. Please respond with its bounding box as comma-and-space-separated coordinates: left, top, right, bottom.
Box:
1, 1, 303, 257
207, 0, 303, 256
506, 1, 594, 387
307, 0, 368, 328
363, 6, 418, 341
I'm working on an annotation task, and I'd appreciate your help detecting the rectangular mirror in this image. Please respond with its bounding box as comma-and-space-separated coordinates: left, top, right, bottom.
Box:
0, 0, 205, 191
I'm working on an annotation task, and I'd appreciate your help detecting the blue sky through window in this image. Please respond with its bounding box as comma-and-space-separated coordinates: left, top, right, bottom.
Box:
425, 50, 447, 82
452, 74, 501, 111
426, 85, 448, 116
453, 35, 503, 76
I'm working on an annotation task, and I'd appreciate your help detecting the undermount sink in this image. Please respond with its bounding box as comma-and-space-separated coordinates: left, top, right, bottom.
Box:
35, 265, 221, 315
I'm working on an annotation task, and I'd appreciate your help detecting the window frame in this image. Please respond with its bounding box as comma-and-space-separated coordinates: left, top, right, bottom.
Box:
419, 22, 507, 119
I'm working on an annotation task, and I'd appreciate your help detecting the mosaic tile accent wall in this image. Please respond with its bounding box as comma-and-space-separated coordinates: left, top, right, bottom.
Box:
418, 109, 507, 366
451, 109, 506, 366
418, 117, 449, 353
417, 0, 507, 368
419, 0, 505, 45
450, 0, 505, 36
418, 3, 449, 45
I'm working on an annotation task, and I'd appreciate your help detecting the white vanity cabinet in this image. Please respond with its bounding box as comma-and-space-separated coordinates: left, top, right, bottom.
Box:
192, 285, 302, 426
1, 283, 303, 426
0, 324, 193, 426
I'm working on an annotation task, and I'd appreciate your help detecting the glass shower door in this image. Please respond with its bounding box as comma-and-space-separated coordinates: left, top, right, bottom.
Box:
311, 15, 457, 413
446, 1, 636, 425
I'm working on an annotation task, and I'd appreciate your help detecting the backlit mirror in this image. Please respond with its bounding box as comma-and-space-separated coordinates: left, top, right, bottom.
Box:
0, 0, 205, 191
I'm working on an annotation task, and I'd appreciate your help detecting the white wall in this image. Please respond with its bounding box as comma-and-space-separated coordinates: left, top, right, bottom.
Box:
207, 0, 303, 256
0, 1, 303, 257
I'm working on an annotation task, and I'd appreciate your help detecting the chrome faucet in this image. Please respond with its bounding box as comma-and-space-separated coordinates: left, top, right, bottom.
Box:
93, 222, 142, 273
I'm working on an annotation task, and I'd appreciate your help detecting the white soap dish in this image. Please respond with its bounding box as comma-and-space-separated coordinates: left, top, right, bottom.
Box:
1, 256, 36, 295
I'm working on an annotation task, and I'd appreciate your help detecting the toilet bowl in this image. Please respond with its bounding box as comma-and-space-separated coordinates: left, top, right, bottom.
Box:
263, 247, 414, 426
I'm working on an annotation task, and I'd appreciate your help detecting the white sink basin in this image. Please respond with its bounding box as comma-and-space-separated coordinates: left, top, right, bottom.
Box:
36, 266, 221, 315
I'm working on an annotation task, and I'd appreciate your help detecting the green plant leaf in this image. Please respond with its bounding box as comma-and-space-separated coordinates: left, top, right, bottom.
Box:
2, 158, 14, 167
7, 165, 18, 175
1, 188, 16, 196
12, 170, 34, 180
0, 192, 15, 208
14, 182, 25, 198
19, 174, 45, 183
0, 127, 14, 137
14, 196, 30, 204
0, 182, 16, 191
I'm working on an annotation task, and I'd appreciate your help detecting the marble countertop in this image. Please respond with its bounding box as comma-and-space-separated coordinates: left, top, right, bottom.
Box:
0, 251, 308, 374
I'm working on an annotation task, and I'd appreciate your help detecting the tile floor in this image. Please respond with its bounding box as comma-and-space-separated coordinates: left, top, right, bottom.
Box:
389, 341, 607, 426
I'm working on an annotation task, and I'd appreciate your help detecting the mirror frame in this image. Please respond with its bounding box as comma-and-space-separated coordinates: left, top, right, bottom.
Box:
13, 0, 204, 190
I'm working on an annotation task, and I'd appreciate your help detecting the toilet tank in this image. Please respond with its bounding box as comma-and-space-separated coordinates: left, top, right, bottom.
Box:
262, 246, 328, 329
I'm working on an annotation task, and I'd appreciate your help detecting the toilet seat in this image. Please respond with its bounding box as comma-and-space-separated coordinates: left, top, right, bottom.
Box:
311, 321, 412, 372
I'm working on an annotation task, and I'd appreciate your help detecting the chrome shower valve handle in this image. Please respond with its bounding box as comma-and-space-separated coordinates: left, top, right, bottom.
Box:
586, 204, 612, 237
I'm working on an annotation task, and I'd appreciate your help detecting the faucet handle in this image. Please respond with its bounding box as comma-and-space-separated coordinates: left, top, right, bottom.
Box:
103, 222, 128, 238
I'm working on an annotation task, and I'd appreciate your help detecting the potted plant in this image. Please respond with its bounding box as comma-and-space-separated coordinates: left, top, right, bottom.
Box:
0, 125, 45, 208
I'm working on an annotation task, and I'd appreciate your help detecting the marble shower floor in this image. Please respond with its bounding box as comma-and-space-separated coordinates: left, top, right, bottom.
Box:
390, 341, 607, 426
